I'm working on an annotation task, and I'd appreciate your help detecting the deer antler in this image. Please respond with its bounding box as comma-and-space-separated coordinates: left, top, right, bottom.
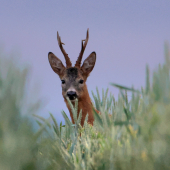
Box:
75, 29, 89, 67
57, 31, 72, 67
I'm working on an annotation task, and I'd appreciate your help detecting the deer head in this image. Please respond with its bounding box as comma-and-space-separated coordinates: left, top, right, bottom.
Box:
48, 29, 96, 101
48, 29, 96, 126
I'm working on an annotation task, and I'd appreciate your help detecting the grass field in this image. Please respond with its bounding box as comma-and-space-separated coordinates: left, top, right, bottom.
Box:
0, 44, 170, 170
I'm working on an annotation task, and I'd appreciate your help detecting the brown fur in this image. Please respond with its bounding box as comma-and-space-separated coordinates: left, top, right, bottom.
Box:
64, 84, 94, 126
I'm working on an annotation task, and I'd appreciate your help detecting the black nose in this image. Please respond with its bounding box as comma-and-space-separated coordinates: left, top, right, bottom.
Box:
67, 91, 77, 100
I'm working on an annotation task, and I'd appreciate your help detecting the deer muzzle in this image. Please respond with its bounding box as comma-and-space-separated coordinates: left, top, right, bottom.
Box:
67, 91, 77, 100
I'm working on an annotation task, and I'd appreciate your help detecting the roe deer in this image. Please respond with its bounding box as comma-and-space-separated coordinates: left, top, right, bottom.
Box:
48, 29, 98, 127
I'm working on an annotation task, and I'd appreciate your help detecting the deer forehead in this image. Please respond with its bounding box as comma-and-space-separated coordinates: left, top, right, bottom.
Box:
64, 67, 83, 80
67, 67, 78, 78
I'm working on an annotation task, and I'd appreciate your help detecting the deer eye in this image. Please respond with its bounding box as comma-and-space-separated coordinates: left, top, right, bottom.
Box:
61, 80, 65, 84
79, 80, 84, 84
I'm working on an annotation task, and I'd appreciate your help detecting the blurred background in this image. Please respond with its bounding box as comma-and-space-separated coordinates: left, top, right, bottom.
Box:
0, 0, 170, 123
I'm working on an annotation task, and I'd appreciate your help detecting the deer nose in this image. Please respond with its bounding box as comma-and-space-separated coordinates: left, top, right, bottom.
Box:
67, 91, 77, 100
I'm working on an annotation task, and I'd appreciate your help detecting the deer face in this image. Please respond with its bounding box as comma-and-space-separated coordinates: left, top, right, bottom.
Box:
61, 67, 84, 101
48, 29, 96, 101
48, 52, 96, 101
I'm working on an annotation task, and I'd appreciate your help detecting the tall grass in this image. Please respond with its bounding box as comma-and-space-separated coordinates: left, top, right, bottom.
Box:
0, 44, 170, 170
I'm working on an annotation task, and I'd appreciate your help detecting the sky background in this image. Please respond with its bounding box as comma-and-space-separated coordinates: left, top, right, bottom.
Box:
0, 0, 170, 123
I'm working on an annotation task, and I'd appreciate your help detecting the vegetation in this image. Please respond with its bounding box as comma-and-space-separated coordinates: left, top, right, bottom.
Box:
0, 44, 170, 169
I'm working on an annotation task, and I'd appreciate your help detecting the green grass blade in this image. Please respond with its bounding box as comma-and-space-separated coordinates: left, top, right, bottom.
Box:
110, 83, 140, 93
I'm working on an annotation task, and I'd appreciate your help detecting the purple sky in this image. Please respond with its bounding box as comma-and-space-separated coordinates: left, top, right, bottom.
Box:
0, 1, 170, 123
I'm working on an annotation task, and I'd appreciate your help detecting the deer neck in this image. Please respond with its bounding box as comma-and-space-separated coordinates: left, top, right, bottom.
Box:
65, 84, 94, 127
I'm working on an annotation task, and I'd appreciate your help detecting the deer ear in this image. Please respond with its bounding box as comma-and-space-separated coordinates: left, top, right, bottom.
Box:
81, 52, 96, 76
48, 52, 65, 76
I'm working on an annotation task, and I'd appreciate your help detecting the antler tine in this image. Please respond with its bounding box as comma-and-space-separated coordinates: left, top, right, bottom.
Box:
57, 31, 72, 67
75, 28, 89, 67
